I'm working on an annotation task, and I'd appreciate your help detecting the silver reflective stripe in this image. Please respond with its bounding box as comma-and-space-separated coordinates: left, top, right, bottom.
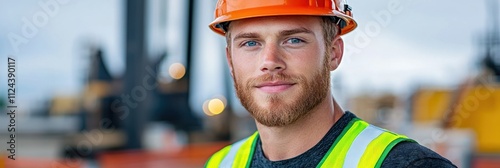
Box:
219, 137, 248, 167
342, 125, 385, 167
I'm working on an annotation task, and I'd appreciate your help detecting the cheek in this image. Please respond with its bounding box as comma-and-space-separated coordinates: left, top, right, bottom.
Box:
289, 42, 324, 62
231, 52, 259, 74
292, 50, 324, 71
231, 60, 253, 81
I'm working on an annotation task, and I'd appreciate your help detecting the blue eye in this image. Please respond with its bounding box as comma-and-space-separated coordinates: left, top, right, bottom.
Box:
287, 38, 303, 44
244, 41, 258, 47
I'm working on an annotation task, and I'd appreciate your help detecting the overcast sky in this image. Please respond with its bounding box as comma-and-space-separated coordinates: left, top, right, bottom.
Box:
0, 0, 495, 114
341, 0, 491, 94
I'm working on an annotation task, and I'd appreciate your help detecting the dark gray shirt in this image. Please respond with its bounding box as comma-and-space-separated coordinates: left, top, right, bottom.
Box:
250, 112, 457, 167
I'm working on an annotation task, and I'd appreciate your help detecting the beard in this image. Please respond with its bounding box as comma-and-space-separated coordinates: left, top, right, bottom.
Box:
232, 55, 331, 127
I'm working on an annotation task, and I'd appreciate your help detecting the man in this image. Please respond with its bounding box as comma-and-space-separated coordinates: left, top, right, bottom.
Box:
205, 0, 456, 167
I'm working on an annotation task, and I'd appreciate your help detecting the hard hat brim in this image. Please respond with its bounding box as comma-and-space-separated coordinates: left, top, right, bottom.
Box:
209, 6, 357, 36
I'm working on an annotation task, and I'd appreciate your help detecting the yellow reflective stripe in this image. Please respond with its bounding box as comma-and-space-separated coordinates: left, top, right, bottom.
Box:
357, 131, 408, 167
319, 119, 368, 168
232, 132, 259, 168
317, 118, 359, 167
205, 145, 232, 168
342, 125, 385, 167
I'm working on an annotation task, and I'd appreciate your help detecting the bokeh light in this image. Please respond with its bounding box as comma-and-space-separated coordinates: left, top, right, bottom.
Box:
203, 97, 226, 116
168, 63, 186, 79
208, 98, 225, 115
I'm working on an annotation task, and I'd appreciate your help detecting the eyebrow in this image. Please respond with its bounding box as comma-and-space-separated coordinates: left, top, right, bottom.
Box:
233, 27, 314, 41
279, 27, 314, 37
233, 32, 260, 41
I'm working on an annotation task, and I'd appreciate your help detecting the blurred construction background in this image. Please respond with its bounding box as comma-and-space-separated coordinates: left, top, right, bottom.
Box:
0, 0, 499, 167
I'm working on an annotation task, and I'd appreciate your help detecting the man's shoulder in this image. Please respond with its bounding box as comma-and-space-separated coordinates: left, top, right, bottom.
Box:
382, 141, 457, 168
206, 134, 256, 163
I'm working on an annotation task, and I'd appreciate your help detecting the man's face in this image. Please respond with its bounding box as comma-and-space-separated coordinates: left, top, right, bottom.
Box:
226, 16, 336, 127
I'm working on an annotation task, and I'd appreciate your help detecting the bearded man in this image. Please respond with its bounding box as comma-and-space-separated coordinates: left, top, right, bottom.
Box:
205, 1, 456, 167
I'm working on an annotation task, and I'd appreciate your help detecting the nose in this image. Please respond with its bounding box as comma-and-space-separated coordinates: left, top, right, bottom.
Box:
259, 44, 285, 73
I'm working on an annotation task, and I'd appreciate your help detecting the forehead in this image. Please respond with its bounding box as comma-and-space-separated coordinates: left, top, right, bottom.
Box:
228, 16, 323, 36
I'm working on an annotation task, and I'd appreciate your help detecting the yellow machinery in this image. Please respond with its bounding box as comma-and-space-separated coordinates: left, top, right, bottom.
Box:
413, 83, 500, 153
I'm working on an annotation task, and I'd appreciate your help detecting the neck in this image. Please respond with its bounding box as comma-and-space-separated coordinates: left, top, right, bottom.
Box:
256, 95, 344, 161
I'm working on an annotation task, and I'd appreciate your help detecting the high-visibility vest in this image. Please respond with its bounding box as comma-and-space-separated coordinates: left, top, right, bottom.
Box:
205, 118, 414, 168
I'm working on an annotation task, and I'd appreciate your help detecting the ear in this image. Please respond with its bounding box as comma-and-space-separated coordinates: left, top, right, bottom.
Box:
328, 36, 344, 71
225, 46, 234, 77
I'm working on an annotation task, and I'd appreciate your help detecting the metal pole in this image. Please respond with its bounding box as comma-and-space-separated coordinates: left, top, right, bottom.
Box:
185, 0, 194, 81
123, 0, 148, 149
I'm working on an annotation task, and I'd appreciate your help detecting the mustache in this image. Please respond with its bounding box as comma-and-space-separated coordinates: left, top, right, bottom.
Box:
247, 73, 301, 87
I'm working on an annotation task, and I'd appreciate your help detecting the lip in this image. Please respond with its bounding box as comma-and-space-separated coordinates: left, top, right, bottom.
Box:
255, 81, 296, 93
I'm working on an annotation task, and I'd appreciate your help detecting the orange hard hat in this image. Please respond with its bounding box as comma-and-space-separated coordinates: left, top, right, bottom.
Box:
209, 0, 357, 36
